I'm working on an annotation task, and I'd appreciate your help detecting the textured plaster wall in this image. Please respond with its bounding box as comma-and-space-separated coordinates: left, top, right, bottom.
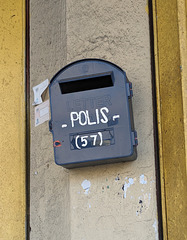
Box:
67, 0, 158, 239
30, 0, 70, 239
30, 0, 158, 239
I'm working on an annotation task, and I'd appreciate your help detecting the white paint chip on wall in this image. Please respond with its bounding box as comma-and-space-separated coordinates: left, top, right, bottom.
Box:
140, 174, 147, 184
122, 177, 134, 198
152, 219, 159, 240
81, 180, 91, 195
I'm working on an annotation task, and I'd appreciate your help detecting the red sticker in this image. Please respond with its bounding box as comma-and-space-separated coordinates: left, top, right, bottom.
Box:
53, 141, 62, 147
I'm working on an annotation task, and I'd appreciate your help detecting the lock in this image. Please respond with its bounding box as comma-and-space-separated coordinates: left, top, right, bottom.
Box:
49, 59, 137, 168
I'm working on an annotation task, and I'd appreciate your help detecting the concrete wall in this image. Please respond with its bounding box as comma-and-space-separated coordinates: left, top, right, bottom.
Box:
30, 0, 159, 239
30, 0, 70, 239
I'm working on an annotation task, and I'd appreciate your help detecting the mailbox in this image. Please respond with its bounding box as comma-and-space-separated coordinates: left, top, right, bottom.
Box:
49, 59, 138, 168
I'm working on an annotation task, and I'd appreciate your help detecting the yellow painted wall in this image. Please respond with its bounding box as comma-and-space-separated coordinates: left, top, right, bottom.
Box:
153, 0, 187, 239
0, 0, 26, 239
178, 0, 187, 175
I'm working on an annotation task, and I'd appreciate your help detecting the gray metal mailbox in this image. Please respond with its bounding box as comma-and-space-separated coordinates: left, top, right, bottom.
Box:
49, 59, 138, 168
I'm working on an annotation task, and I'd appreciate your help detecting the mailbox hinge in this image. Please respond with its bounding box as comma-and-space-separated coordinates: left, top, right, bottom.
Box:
131, 131, 138, 146
126, 82, 133, 98
49, 120, 53, 132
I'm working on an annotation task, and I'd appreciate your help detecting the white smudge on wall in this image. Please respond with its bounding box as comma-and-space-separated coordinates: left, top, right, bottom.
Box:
122, 177, 134, 198
140, 174, 147, 184
152, 219, 158, 240
81, 180, 91, 195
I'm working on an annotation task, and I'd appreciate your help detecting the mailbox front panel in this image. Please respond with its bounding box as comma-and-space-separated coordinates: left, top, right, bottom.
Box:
49, 59, 137, 168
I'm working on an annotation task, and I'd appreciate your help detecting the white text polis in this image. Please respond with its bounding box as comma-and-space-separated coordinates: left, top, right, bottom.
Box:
62, 107, 120, 128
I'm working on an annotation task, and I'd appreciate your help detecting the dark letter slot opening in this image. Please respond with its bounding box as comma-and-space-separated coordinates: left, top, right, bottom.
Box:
59, 74, 113, 94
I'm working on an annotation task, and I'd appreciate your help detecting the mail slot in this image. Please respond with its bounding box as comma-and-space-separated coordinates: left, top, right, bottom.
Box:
49, 59, 138, 168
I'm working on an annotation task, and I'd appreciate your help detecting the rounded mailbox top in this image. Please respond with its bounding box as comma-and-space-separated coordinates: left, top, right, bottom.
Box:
50, 58, 125, 85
